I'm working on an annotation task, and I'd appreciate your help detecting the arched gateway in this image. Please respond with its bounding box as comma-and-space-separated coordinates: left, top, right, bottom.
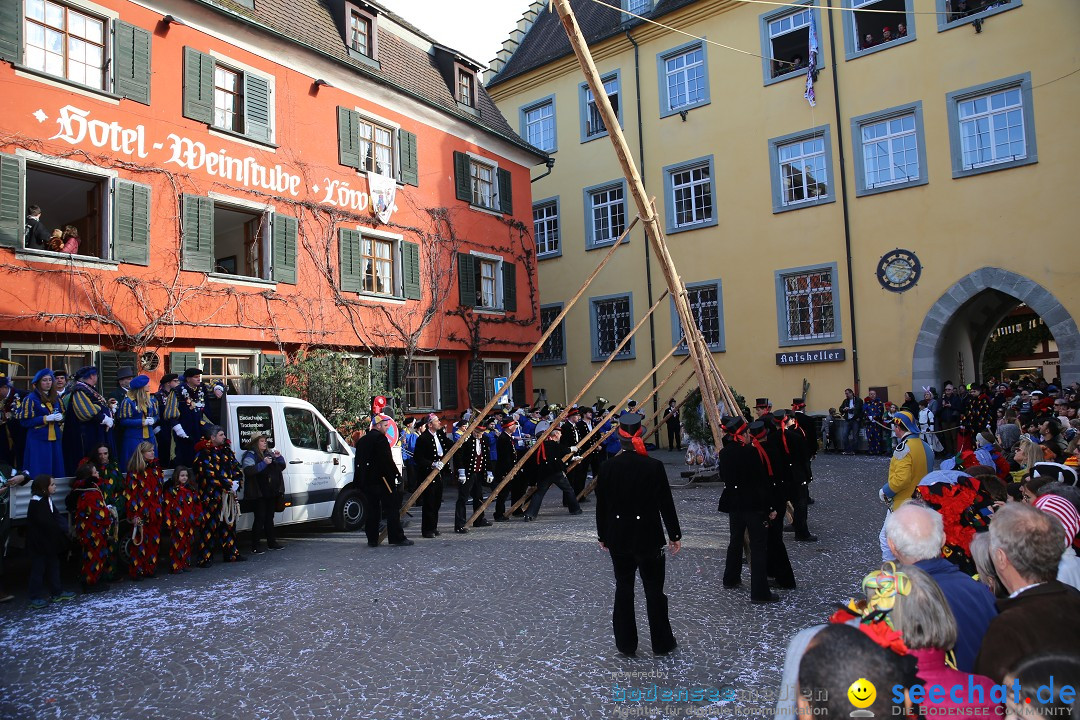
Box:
911, 268, 1080, 392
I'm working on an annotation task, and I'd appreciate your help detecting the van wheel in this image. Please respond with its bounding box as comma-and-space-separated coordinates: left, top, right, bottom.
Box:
332, 488, 364, 532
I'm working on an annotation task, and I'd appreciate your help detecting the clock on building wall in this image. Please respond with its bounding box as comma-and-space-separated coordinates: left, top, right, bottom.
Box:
877, 249, 921, 292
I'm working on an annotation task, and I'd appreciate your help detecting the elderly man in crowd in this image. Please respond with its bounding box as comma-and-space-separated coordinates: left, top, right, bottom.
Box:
884, 503, 997, 672
974, 503, 1080, 682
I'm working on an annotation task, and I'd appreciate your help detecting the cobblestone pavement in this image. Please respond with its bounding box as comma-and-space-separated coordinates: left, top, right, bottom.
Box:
1, 452, 893, 720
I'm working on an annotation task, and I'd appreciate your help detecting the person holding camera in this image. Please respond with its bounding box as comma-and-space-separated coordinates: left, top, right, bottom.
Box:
242, 433, 286, 554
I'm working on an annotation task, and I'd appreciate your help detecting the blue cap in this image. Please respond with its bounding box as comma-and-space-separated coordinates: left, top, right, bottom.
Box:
0, 376, 9, 388
74, 365, 99, 381
32, 368, 54, 385
129, 374, 150, 390
891, 410, 920, 435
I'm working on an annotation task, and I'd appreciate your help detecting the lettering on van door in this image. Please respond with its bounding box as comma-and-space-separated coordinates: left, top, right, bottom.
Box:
237, 407, 274, 449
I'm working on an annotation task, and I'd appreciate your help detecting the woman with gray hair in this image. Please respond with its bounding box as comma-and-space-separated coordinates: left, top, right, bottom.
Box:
863, 563, 1000, 716
970, 533, 1005, 598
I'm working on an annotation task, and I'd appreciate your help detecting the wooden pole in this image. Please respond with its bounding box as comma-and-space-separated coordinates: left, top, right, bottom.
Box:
464, 291, 669, 527
504, 341, 685, 517
575, 378, 697, 500
552, 0, 726, 453
393, 216, 638, 528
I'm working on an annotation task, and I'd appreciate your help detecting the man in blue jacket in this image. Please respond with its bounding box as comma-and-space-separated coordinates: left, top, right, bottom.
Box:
884, 502, 996, 672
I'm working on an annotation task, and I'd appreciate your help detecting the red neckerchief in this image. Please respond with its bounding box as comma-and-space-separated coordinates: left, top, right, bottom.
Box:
536, 440, 547, 463
781, 427, 790, 455
751, 432, 773, 475
618, 428, 648, 455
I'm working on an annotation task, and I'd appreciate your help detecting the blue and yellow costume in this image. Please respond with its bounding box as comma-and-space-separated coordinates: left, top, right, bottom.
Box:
62, 366, 114, 476
16, 369, 65, 477
116, 375, 159, 469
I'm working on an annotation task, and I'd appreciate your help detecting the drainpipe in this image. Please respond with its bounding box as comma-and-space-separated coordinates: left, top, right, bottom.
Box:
826, 2, 861, 392
531, 156, 556, 183
626, 29, 660, 427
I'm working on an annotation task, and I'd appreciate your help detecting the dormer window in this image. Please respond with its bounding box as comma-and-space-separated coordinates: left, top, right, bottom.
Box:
344, 2, 378, 66
457, 68, 475, 107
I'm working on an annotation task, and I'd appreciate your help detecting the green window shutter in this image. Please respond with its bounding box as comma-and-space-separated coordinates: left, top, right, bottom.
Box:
497, 167, 513, 214
453, 151, 471, 203
97, 351, 137, 394
502, 261, 517, 313
338, 228, 362, 292
457, 252, 476, 307
168, 351, 200, 376
401, 240, 421, 300
112, 180, 150, 265
259, 353, 285, 373
113, 21, 151, 105
272, 213, 297, 284
337, 107, 361, 169
181, 194, 214, 273
512, 373, 526, 410
183, 47, 215, 124
0, 152, 25, 249
370, 356, 388, 391
388, 355, 403, 392
243, 73, 272, 143
0, 0, 22, 63
439, 358, 458, 411
398, 129, 418, 186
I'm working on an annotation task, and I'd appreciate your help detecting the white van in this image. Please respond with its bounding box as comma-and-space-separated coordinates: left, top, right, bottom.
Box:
7, 395, 400, 534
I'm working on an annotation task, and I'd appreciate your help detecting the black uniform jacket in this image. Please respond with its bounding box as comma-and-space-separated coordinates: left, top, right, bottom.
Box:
495, 432, 520, 478
354, 430, 400, 490
413, 429, 453, 480
595, 450, 682, 555
717, 439, 771, 513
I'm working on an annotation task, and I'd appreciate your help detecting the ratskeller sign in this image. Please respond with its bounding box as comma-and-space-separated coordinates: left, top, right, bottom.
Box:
775, 349, 846, 366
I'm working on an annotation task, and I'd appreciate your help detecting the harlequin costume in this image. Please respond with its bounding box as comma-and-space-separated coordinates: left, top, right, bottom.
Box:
124, 458, 164, 579
193, 437, 245, 565
916, 473, 995, 577
863, 395, 887, 455
162, 476, 202, 573
92, 457, 127, 580
0, 378, 26, 470
72, 473, 115, 590
116, 375, 160, 468
16, 370, 65, 478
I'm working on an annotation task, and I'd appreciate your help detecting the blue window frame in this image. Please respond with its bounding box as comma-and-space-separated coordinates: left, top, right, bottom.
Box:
767, 125, 835, 214
535, 304, 567, 366
841, 0, 916, 60
583, 179, 629, 250
945, 73, 1037, 179
519, 95, 557, 152
759, 1, 825, 86
578, 70, 622, 143
851, 101, 929, 196
671, 279, 725, 354
935, 0, 1020, 33
774, 263, 842, 347
662, 155, 717, 234
657, 41, 710, 117
533, 196, 561, 259
590, 292, 635, 362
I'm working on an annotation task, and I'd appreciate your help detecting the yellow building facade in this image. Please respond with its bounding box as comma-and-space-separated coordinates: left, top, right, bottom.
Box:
487, 0, 1080, 414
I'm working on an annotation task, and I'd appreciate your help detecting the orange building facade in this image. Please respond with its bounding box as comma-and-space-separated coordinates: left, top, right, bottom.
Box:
0, 0, 545, 413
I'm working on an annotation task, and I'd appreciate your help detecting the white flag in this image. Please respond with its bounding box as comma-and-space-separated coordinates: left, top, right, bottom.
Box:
367, 172, 397, 224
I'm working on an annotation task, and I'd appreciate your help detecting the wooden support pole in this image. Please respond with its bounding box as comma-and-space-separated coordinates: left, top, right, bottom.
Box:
575, 377, 697, 500
392, 216, 638, 530
552, 0, 727, 453
464, 290, 669, 527
504, 342, 684, 518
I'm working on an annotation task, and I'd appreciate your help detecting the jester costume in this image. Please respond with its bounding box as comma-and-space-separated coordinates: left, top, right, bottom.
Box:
72, 476, 115, 589
117, 391, 160, 469
916, 473, 996, 577
17, 385, 65, 478
962, 389, 992, 435
0, 381, 25, 470
93, 458, 127, 580
863, 395, 886, 455
163, 478, 201, 573
124, 459, 164, 579
193, 438, 244, 565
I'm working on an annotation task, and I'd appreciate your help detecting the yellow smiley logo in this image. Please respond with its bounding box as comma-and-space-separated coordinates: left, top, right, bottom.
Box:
847, 678, 876, 709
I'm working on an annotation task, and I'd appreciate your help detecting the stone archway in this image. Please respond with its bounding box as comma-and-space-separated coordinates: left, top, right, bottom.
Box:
911, 267, 1080, 392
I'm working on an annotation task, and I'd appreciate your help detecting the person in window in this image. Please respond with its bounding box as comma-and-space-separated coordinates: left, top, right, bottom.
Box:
17, 369, 65, 478
881, 26, 894, 43
896, 22, 908, 37
242, 433, 285, 554
791, 54, 805, 71
863, 32, 877, 50
116, 374, 159, 471
951, 0, 970, 20
60, 226, 80, 255
62, 366, 115, 477
24, 205, 50, 249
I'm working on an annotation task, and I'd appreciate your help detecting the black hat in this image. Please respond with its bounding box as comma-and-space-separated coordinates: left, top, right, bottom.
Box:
116, 366, 136, 381
627, 400, 638, 409
771, 409, 789, 421
748, 420, 769, 438
619, 412, 643, 430
183, 367, 203, 379
722, 415, 747, 435
53, 370, 67, 379
567, 405, 581, 417
791, 398, 806, 410
160, 373, 179, 384
754, 398, 772, 408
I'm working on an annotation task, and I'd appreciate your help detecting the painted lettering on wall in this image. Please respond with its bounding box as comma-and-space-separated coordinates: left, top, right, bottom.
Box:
775, 349, 847, 366
38, 105, 383, 213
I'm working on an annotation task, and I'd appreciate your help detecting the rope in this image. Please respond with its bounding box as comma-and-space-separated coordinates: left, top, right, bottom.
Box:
128, 517, 143, 547
219, 489, 240, 527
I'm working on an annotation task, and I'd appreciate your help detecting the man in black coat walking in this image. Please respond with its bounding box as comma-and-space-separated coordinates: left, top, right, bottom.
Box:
453, 419, 493, 533
493, 418, 523, 522
717, 416, 777, 603
412, 413, 451, 538
523, 425, 582, 520
355, 414, 412, 547
595, 413, 682, 656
